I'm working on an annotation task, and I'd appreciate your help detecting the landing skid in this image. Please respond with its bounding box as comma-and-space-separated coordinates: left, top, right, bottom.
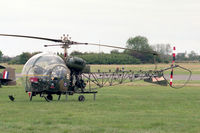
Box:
27, 91, 97, 102
65, 91, 97, 102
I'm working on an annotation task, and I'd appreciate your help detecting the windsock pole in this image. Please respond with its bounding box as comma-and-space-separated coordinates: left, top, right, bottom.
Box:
170, 46, 176, 86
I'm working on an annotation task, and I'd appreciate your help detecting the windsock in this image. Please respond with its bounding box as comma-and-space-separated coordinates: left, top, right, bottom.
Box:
170, 47, 176, 86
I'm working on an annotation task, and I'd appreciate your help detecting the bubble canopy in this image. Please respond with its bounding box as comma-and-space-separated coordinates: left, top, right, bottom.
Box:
22, 53, 69, 91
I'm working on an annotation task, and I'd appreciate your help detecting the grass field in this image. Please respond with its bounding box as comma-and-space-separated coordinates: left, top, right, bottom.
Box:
0, 63, 200, 132
1, 80, 200, 133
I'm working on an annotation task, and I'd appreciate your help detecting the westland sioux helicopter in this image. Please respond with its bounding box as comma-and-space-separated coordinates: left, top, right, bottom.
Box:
0, 34, 192, 102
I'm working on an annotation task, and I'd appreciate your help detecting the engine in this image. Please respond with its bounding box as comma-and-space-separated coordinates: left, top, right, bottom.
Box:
66, 57, 86, 73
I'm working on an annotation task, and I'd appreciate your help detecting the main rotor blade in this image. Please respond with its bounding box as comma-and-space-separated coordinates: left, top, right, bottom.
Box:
44, 44, 64, 47
73, 42, 158, 55
0, 34, 62, 42
0, 34, 158, 55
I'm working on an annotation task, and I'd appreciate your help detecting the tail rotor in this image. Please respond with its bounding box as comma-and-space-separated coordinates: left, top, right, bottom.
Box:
162, 46, 192, 88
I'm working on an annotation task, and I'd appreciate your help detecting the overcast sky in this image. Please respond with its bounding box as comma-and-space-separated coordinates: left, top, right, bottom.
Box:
0, 0, 199, 57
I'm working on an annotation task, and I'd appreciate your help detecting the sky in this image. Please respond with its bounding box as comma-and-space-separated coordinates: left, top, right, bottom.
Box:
0, 0, 199, 57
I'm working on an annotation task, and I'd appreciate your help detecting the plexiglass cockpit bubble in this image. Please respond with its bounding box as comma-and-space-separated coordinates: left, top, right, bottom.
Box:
22, 53, 69, 92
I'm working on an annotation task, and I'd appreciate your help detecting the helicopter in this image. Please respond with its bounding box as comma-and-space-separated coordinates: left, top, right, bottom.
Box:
0, 65, 16, 88
0, 34, 192, 102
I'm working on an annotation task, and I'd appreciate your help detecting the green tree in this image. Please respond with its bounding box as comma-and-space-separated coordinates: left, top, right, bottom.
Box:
110, 49, 119, 54
19, 52, 32, 64
0, 50, 3, 63
126, 36, 155, 63
70, 51, 83, 56
71, 51, 141, 64
126, 36, 151, 51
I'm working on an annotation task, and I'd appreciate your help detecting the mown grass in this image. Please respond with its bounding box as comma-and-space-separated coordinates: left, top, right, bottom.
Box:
1, 80, 200, 133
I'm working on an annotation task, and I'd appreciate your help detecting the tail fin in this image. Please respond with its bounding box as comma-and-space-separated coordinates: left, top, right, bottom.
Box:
3, 67, 16, 85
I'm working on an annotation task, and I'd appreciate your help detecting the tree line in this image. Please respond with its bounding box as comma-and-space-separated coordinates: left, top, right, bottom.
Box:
0, 51, 42, 64
0, 36, 199, 64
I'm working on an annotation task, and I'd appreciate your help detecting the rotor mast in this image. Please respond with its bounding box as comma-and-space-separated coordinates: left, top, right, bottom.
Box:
0, 33, 159, 58
61, 34, 71, 60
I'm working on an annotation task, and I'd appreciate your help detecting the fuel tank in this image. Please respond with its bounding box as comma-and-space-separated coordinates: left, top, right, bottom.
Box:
66, 57, 86, 72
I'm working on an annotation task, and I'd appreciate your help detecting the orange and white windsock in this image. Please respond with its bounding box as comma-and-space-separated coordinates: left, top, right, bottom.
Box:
170, 46, 176, 86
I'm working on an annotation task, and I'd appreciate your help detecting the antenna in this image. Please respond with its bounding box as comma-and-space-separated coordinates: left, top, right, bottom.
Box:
98, 40, 102, 71
61, 34, 72, 60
